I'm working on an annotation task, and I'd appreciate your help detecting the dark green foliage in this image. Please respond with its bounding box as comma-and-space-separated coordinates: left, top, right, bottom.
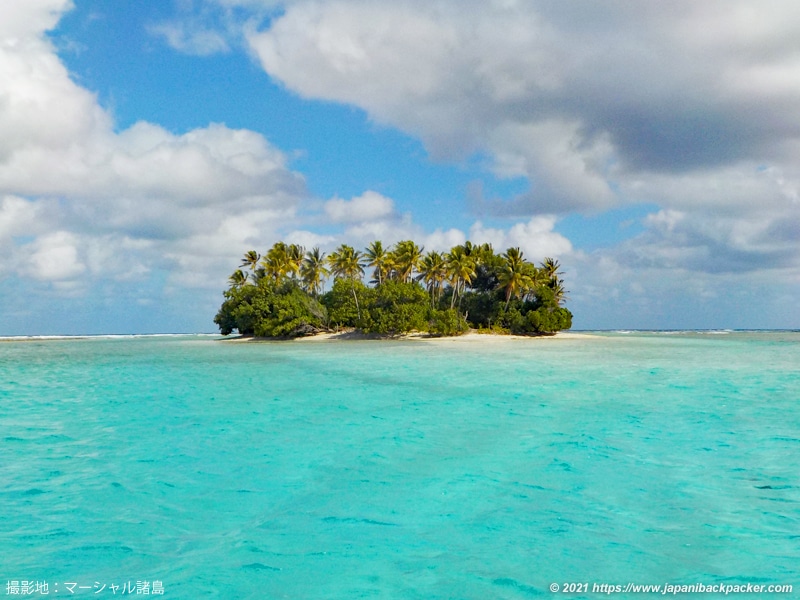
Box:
214, 305, 239, 336
467, 284, 573, 335
428, 308, 469, 337
470, 252, 503, 292
527, 285, 557, 310
321, 279, 436, 335
321, 279, 372, 329
252, 283, 328, 337
500, 306, 526, 333
459, 290, 504, 328
214, 279, 326, 337
362, 280, 429, 335
503, 286, 573, 334
214, 284, 258, 335
525, 306, 573, 333
217, 239, 573, 338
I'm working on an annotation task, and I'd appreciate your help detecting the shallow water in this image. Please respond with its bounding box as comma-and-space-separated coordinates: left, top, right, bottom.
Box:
1, 333, 798, 598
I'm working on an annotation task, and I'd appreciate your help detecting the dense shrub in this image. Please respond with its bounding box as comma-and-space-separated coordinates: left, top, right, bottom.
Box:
500, 306, 526, 334
428, 308, 469, 337
253, 283, 327, 337
362, 280, 429, 335
218, 241, 573, 338
321, 279, 372, 329
214, 280, 326, 337
214, 284, 258, 335
459, 290, 504, 328
526, 306, 573, 334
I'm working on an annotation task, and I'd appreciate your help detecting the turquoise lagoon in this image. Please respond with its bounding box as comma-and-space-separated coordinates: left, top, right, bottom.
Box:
1, 332, 798, 598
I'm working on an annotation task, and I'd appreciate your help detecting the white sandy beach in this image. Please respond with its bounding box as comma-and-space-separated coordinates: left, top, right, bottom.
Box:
224, 330, 598, 343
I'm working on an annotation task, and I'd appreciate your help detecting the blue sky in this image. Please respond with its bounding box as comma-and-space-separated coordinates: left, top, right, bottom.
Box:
1, 0, 798, 334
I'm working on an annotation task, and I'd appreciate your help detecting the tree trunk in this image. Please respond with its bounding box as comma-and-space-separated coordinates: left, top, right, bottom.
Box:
351, 281, 361, 320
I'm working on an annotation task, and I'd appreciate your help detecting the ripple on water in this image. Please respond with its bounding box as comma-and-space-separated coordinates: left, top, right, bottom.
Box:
0, 333, 798, 596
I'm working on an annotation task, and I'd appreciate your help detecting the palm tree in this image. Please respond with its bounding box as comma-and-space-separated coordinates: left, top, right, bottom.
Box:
448, 241, 482, 289
549, 278, 569, 306
287, 244, 305, 280
446, 246, 476, 309
261, 242, 290, 283
467, 242, 501, 292
417, 250, 447, 306
520, 262, 541, 302
539, 257, 566, 303
498, 247, 534, 309
327, 244, 365, 319
364, 240, 390, 285
540, 257, 561, 281
382, 254, 397, 282
300, 247, 328, 297
240, 250, 261, 274
328, 244, 364, 280
391, 240, 423, 283
228, 269, 249, 288
476, 242, 494, 260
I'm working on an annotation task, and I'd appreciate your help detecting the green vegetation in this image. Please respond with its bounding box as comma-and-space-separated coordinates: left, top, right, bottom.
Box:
215, 240, 572, 338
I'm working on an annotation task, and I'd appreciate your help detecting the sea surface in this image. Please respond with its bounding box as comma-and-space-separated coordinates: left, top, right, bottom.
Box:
1, 332, 798, 598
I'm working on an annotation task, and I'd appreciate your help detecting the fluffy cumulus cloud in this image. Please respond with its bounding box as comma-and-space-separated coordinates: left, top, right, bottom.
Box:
1, 0, 580, 333
470, 217, 573, 261
0, 0, 315, 332
3, 0, 799, 332
26, 231, 86, 283
248, 0, 800, 175
291, 188, 573, 270
318, 190, 449, 250
324, 191, 395, 223
247, 0, 800, 301
0, 0, 342, 333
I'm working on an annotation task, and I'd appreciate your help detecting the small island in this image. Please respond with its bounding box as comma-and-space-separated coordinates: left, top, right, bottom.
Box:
214, 240, 572, 339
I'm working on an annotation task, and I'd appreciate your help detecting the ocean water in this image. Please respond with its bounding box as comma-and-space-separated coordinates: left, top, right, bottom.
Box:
1, 332, 798, 598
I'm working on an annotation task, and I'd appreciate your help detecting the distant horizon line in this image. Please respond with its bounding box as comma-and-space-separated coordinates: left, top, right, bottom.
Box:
1, 329, 798, 340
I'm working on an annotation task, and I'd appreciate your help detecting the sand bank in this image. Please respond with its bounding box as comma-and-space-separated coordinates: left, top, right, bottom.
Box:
224, 330, 598, 343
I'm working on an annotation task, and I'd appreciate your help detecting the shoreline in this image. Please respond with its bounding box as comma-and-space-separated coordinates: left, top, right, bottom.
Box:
221, 330, 599, 343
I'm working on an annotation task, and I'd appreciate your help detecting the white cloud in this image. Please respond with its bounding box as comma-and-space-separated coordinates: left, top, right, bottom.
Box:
341, 213, 415, 247
324, 190, 395, 223
1, 121, 298, 206
469, 216, 572, 259
625, 208, 800, 274
81, 235, 153, 281
239, 0, 800, 326
148, 21, 230, 56
0, 0, 69, 39
249, 6, 799, 235
284, 230, 337, 250
421, 228, 466, 253
0, 37, 108, 163
0, 196, 47, 240
485, 120, 617, 212
248, 0, 800, 181
26, 231, 86, 281
0, 1, 308, 295
3, 0, 799, 331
